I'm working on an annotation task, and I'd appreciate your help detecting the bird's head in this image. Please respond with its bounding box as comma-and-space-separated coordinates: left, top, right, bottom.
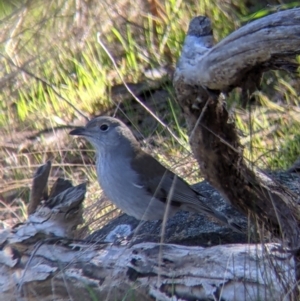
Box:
69, 116, 139, 154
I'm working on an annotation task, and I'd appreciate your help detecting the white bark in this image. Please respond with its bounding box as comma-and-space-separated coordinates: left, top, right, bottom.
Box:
0, 236, 295, 301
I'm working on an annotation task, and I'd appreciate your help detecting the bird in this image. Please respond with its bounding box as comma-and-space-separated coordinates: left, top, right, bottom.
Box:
69, 116, 242, 232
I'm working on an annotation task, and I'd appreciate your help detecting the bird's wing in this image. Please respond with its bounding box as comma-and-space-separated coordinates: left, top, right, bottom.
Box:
131, 150, 204, 206
131, 150, 243, 232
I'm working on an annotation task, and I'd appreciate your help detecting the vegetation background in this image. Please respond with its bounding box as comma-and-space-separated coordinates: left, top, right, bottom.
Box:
0, 0, 299, 235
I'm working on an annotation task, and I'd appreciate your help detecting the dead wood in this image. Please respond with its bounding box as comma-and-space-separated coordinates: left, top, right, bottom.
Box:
174, 9, 300, 92
1, 238, 295, 301
0, 162, 298, 300
173, 7, 300, 290
27, 160, 51, 215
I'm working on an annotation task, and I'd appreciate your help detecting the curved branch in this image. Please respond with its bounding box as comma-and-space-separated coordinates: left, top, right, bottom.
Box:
175, 8, 300, 92
174, 9, 300, 247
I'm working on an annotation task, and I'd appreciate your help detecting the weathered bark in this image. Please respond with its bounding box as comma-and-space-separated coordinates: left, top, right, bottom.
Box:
27, 160, 51, 215
173, 7, 300, 288
174, 8, 300, 243
1, 162, 298, 300
1, 238, 295, 301
174, 9, 300, 92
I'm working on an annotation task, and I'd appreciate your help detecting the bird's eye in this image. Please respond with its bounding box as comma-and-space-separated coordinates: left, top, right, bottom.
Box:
99, 124, 109, 131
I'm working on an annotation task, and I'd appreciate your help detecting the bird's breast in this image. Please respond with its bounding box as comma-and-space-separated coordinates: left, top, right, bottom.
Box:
95, 154, 178, 220
96, 155, 147, 217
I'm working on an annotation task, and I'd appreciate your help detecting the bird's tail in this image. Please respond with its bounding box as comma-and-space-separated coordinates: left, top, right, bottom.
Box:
188, 202, 244, 233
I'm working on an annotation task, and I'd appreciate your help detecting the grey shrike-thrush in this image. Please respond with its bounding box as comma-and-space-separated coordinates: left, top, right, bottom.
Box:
69, 116, 241, 232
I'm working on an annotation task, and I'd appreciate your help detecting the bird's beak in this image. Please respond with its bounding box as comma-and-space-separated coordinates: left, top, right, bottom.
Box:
69, 127, 88, 136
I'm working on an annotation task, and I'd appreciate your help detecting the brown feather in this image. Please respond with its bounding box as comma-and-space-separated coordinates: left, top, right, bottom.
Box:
131, 149, 204, 207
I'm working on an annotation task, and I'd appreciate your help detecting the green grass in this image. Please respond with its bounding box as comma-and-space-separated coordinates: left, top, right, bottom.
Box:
0, 0, 244, 127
